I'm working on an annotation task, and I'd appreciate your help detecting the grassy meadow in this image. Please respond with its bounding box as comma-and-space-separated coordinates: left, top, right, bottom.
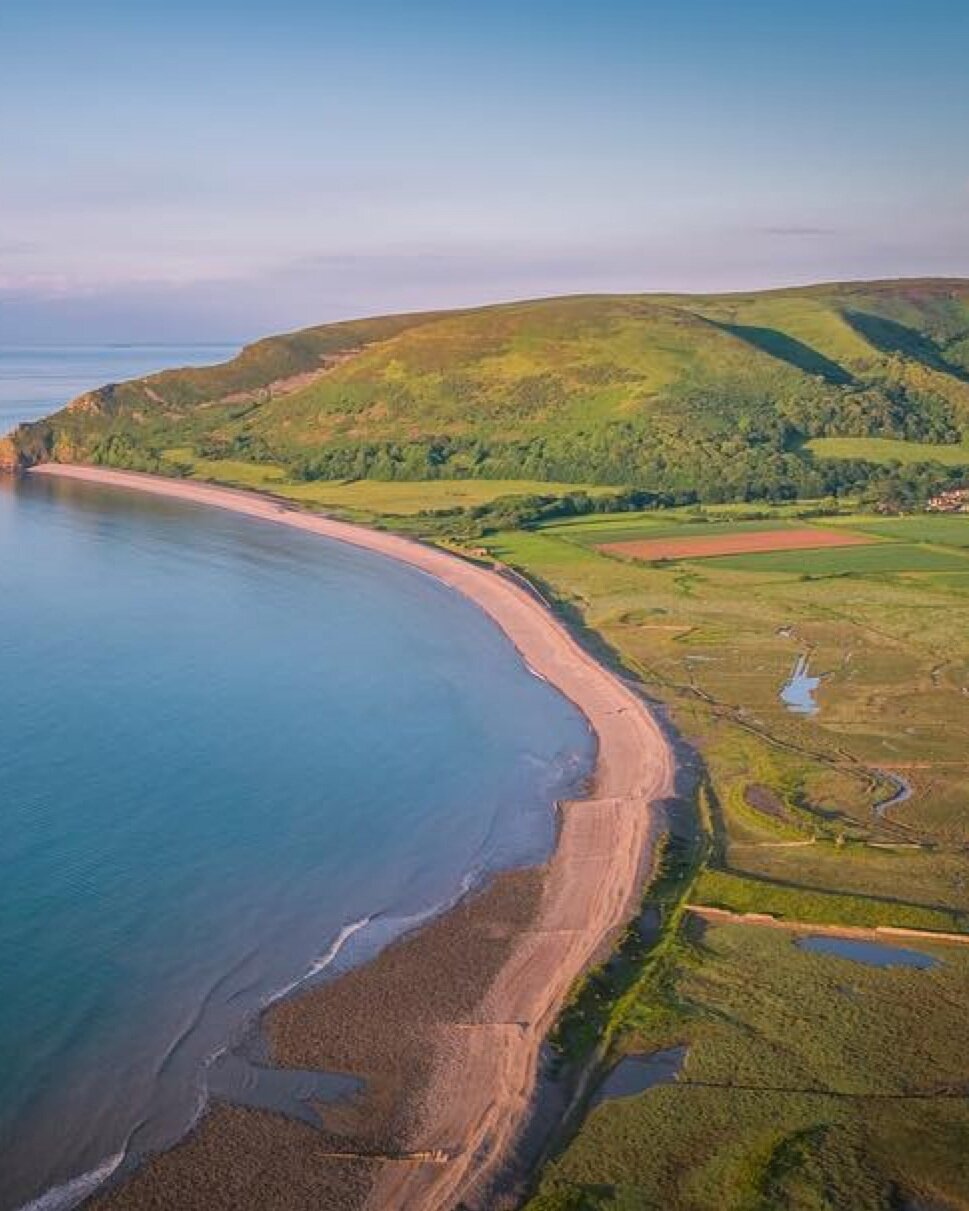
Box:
528, 922, 969, 1211
806, 435, 969, 467
469, 505, 969, 1209
159, 448, 612, 516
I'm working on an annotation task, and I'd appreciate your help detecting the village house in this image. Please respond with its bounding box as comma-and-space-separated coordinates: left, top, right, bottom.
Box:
927, 486, 969, 513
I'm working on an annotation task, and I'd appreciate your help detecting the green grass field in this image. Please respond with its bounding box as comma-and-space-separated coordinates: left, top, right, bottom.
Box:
691, 869, 965, 933
162, 449, 611, 516
527, 921, 969, 1211
476, 502, 969, 1207
708, 543, 969, 574
551, 516, 802, 548
832, 514, 969, 545
807, 435, 969, 466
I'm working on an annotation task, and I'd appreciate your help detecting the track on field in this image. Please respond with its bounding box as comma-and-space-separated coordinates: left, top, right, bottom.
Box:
598, 527, 874, 562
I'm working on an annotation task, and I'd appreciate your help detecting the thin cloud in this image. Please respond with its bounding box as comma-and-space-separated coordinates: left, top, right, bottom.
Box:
758, 225, 838, 238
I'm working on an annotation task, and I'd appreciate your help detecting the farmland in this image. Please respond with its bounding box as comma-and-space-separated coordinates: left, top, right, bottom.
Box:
598, 527, 873, 562
468, 505, 969, 1209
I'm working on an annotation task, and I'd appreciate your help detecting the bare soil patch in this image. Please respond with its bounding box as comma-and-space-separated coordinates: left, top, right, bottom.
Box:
599, 528, 873, 562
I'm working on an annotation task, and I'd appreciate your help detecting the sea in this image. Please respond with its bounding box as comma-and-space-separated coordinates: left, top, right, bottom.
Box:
0, 347, 594, 1210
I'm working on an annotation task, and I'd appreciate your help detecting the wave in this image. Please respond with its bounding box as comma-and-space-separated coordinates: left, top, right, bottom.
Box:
15, 1151, 125, 1211
263, 914, 375, 1006
307, 916, 375, 979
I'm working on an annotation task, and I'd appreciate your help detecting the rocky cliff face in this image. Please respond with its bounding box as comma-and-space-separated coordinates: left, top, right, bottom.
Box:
0, 434, 25, 472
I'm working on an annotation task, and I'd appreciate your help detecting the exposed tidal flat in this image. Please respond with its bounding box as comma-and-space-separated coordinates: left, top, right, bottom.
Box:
0, 471, 602, 1210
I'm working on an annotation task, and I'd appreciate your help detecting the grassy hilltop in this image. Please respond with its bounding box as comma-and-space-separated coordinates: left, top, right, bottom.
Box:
9, 278, 969, 505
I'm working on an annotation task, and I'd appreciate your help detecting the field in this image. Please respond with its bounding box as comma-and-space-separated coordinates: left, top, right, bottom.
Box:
831, 513, 969, 546
528, 921, 969, 1211
710, 542, 969, 574
462, 504, 969, 1208
807, 435, 969, 466
599, 527, 873, 562
160, 449, 611, 516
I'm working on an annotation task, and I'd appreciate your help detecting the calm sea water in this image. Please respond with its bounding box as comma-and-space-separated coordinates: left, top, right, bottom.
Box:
0, 352, 594, 1210
0, 345, 238, 433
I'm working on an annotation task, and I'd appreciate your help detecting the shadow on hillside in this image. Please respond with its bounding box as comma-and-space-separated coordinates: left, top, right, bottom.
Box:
715, 322, 854, 385
843, 310, 969, 382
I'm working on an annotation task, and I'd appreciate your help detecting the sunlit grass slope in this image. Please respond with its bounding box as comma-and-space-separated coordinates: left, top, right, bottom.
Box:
11, 279, 969, 504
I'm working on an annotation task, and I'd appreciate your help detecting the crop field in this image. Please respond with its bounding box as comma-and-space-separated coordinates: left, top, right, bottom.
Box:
599, 527, 873, 563
710, 542, 969, 574
831, 514, 969, 546
545, 515, 804, 548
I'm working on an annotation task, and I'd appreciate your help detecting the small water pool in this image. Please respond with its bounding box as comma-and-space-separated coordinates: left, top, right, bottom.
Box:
593, 1045, 687, 1106
780, 654, 820, 715
796, 935, 939, 969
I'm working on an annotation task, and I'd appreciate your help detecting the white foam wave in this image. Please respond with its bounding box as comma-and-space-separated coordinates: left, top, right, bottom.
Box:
264, 915, 374, 1006
16, 1151, 124, 1211
308, 916, 374, 977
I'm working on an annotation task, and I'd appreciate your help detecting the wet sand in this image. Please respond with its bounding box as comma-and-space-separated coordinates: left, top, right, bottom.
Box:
30, 464, 675, 1211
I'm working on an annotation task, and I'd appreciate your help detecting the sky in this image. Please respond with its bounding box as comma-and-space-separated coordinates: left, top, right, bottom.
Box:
2, 0, 968, 342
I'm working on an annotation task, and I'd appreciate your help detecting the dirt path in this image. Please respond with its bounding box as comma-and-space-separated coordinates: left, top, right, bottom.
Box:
687, 904, 969, 948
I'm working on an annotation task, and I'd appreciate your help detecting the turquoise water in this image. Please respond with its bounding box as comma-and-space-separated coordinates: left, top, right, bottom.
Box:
0, 356, 594, 1210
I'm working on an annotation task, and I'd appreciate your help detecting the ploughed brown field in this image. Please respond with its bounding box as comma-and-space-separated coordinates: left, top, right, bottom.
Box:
599, 527, 874, 562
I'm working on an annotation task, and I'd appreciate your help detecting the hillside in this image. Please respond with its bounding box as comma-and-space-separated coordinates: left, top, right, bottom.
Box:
7, 279, 969, 504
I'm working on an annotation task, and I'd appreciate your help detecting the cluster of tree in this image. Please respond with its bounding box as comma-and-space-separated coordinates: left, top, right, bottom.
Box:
197, 433, 278, 463
289, 438, 462, 481
783, 383, 961, 444
419, 487, 682, 536
91, 433, 163, 472
268, 423, 873, 505
859, 463, 969, 511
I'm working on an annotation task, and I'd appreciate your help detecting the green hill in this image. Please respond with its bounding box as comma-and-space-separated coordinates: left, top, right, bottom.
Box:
8, 279, 969, 504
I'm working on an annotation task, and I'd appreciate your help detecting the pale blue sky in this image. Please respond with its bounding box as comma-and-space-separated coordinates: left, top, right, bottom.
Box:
2, 0, 968, 340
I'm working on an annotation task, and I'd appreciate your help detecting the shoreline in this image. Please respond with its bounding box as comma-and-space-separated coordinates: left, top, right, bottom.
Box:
28, 463, 676, 1211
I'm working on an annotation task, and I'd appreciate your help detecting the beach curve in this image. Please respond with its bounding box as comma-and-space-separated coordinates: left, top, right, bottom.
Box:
29, 463, 676, 1211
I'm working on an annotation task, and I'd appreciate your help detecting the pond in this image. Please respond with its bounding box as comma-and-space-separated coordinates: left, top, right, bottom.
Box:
593, 1045, 687, 1106
796, 935, 939, 969
780, 654, 820, 715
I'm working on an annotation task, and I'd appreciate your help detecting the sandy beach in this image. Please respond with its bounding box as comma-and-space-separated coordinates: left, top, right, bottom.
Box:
29, 463, 675, 1211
